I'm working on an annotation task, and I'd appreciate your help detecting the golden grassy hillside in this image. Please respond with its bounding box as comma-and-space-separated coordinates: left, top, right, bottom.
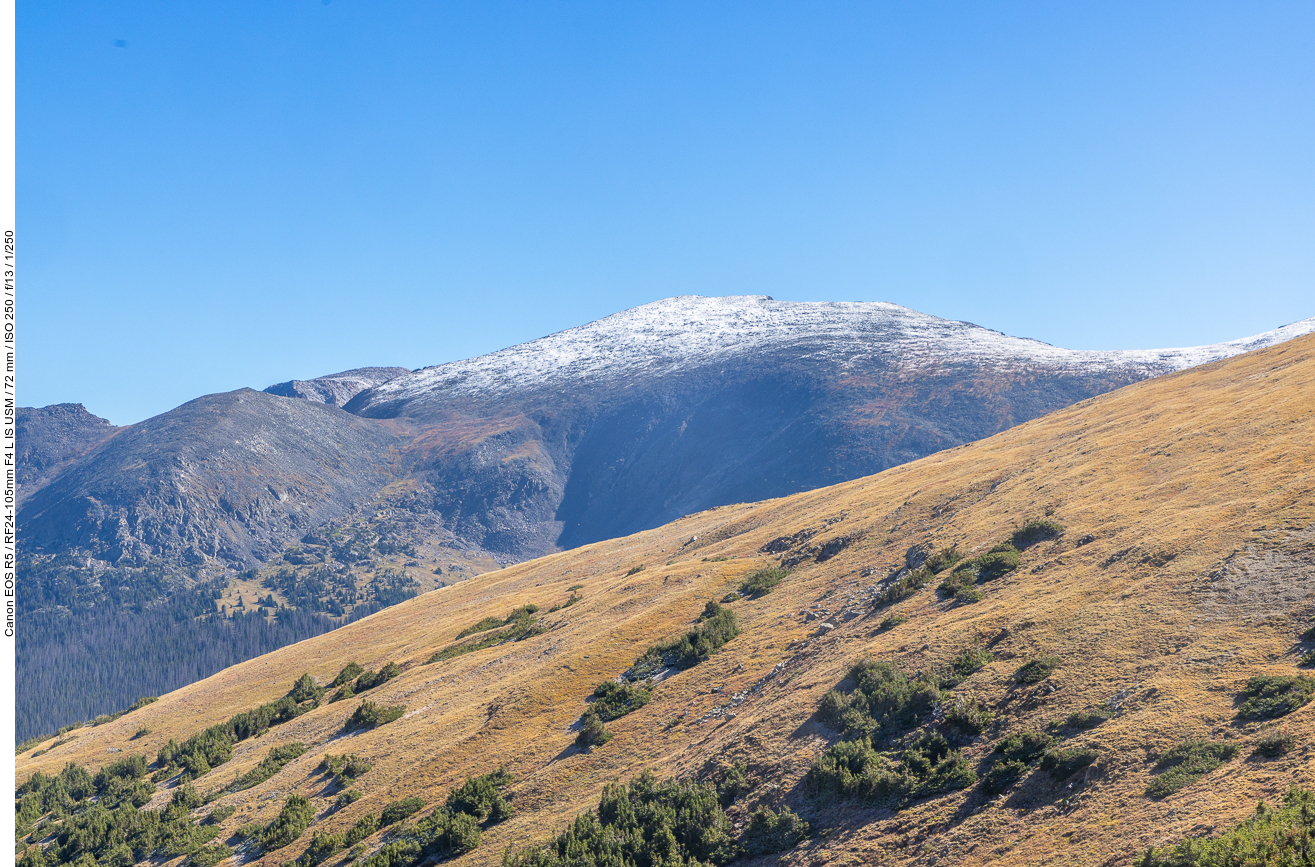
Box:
18, 332, 1315, 867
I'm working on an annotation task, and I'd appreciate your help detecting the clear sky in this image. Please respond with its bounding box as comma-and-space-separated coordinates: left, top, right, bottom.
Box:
19, 2, 1315, 425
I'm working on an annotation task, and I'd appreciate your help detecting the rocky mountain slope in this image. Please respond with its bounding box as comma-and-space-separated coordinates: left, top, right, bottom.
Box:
15, 403, 120, 501
18, 390, 403, 566
19, 331, 1315, 867
20, 297, 1314, 569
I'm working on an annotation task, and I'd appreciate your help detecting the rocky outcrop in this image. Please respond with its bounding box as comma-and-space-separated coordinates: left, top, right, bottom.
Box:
16, 404, 120, 502
264, 367, 411, 407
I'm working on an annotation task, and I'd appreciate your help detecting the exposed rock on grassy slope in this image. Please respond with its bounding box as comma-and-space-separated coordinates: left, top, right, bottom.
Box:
18, 332, 1315, 867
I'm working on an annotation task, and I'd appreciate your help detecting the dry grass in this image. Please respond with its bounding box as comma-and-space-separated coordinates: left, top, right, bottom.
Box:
19, 334, 1315, 867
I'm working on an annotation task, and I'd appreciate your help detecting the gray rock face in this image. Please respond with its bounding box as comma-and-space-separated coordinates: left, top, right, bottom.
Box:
17, 389, 401, 566
16, 403, 120, 502
264, 367, 411, 406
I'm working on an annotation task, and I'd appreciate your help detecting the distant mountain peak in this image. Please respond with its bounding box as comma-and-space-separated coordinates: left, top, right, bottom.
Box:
349, 295, 1315, 415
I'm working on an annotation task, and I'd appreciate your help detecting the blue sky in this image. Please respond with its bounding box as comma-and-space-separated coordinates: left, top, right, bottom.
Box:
20, 2, 1315, 425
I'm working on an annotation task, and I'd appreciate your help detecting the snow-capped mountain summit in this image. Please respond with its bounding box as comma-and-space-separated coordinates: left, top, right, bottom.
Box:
351, 296, 1315, 415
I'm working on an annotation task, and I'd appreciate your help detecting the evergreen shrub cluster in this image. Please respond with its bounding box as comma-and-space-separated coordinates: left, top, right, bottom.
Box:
1236, 675, 1315, 720
427, 607, 547, 664
356, 771, 513, 867
590, 681, 652, 721
157, 675, 322, 778
625, 603, 739, 680
1137, 786, 1315, 865
16, 762, 221, 867
331, 661, 401, 701
502, 772, 738, 867
1146, 741, 1237, 798
805, 660, 975, 806
739, 568, 788, 598
227, 743, 307, 793
343, 701, 406, 732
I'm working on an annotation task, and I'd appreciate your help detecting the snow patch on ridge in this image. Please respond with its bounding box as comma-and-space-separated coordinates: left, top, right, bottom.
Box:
356, 296, 1315, 410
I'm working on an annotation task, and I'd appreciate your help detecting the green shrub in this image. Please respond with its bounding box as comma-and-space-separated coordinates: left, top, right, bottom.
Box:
290, 831, 345, 867
345, 812, 379, 845
974, 547, 1020, 580
335, 788, 363, 809
1138, 786, 1315, 865
548, 592, 583, 613
1254, 729, 1295, 758
716, 763, 751, 807
878, 613, 908, 631
156, 679, 316, 776
982, 759, 1029, 795
739, 567, 788, 598
381, 797, 425, 826
924, 545, 963, 574
955, 586, 984, 604
1237, 674, 1315, 719
1015, 656, 1060, 684
428, 610, 548, 663
131, 727, 152, 740
187, 844, 233, 867
228, 742, 307, 792
575, 709, 613, 749
590, 680, 652, 721
818, 660, 940, 740
355, 772, 512, 867
1040, 746, 1098, 780
288, 673, 326, 705
804, 730, 975, 806
456, 605, 540, 639
936, 568, 974, 598
446, 769, 514, 823
1299, 649, 1315, 667
568, 584, 584, 591
205, 804, 236, 825
951, 647, 993, 679
344, 700, 406, 732
260, 794, 315, 850
942, 695, 993, 735
331, 662, 365, 687
354, 661, 402, 692
720, 592, 740, 603
93, 754, 149, 792
742, 805, 810, 856
626, 603, 739, 678
626, 564, 646, 576
1011, 519, 1064, 549
502, 772, 736, 867
321, 753, 373, 787
872, 567, 933, 610
1146, 741, 1238, 798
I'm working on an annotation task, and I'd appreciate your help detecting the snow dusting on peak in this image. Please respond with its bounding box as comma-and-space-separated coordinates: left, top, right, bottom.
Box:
355, 296, 1315, 411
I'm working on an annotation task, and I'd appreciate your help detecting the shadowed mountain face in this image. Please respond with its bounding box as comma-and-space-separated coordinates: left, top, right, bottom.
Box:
19, 297, 1315, 566
344, 297, 1315, 556
17, 390, 402, 566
